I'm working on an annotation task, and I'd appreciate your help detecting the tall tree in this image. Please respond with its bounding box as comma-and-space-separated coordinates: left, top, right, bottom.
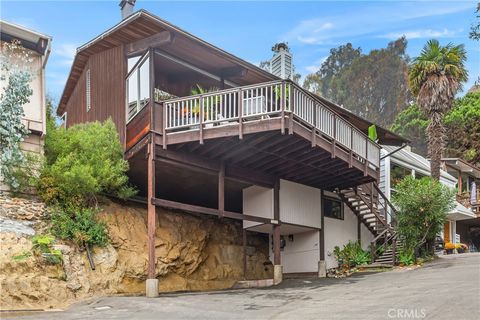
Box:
470, 2, 480, 41
408, 40, 468, 180
303, 43, 361, 101
303, 38, 412, 127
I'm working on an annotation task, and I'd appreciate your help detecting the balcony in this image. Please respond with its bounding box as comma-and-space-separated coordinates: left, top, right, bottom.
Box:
158, 80, 380, 170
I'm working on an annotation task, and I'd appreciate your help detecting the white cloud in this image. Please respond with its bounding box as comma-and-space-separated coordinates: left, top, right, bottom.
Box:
283, 2, 473, 45
54, 43, 78, 66
380, 28, 458, 40
304, 56, 328, 73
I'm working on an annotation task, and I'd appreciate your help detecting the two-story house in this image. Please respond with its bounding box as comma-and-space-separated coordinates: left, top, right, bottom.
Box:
57, 4, 406, 297
0, 20, 51, 191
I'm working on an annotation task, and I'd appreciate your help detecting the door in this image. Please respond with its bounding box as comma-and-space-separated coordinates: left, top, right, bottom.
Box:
444, 221, 451, 243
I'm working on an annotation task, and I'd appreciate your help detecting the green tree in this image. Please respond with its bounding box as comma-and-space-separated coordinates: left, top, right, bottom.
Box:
444, 91, 480, 164
303, 38, 412, 127
470, 2, 480, 41
391, 104, 428, 155
408, 40, 468, 180
393, 176, 455, 258
303, 43, 361, 100
0, 40, 33, 190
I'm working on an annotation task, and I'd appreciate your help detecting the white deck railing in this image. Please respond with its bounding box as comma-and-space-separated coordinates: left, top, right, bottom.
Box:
162, 80, 380, 169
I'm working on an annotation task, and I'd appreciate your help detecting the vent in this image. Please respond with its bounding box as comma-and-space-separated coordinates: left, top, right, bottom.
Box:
86, 69, 91, 112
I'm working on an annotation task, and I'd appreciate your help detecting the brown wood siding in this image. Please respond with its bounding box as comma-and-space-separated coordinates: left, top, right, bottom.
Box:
64, 45, 126, 146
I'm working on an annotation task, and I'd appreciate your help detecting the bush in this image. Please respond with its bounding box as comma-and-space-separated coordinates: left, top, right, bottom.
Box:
37, 118, 136, 207
393, 176, 455, 259
334, 241, 370, 268
36, 118, 136, 249
398, 248, 415, 266
31, 234, 63, 265
51, 207, 108, 247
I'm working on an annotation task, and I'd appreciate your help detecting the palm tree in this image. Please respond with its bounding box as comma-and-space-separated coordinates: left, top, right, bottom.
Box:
408, 40, 467, 180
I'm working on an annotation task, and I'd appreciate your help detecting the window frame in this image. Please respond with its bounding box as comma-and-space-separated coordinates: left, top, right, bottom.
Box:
323, 196, 344, 220
126, 52, 150, 123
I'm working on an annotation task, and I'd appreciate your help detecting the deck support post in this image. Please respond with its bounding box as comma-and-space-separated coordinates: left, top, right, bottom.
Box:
272, 179, 282, 284
218, 162, 225, 218
318, 189, 326, 278
243, 229, 247, 280
146, 137, 158, 297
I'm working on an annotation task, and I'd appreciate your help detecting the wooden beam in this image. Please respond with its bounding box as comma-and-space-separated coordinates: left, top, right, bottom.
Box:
126, 31, 174, 56
147, 138, 156, 279
151, 197, 272, 224
154, 147, 276, 187
218, 162, 225, 218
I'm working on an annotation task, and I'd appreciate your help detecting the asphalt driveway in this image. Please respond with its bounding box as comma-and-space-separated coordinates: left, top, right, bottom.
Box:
9, 253, 480, 320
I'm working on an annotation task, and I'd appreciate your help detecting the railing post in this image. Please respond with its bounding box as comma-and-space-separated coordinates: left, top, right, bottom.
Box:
238, 88, 243, 139
311, 99, 317, 147
162, 103, 167, 149
199, 95, 204, 144
364, 139, 368, 176
349, 129, 353, 168
331, 114, 336, 158
392, 235, 397, 266
288, 83, 294, 134
281, 81, 286, 134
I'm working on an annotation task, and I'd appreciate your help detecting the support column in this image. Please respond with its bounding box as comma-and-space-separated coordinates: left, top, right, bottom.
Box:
146, 139, 158, 298
243, 229, 247, 280
273, 179, 283, 284
218, 162, 225, 218
318, 190, 326, 278
358, 215, 362, 244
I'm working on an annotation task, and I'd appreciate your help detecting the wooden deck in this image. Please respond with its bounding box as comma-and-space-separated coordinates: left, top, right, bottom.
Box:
126, 79, 380, 189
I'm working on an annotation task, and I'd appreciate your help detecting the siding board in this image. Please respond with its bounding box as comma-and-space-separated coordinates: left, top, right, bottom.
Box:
64, 45, 126, 145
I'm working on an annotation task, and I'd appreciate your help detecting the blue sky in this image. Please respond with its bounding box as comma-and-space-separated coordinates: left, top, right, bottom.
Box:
2, 0, 479, 104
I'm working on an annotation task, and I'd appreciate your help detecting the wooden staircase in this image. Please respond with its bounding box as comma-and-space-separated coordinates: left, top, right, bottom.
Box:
338, 182, 400, 265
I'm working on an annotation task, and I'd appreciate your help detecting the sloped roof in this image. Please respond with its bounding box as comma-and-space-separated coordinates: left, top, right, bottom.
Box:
382, 145, 457, 186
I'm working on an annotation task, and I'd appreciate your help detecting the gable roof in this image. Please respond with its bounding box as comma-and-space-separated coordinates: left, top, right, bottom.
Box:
57, 9, 277, 115
56, 9, 408, 147
0, 20, 51, 57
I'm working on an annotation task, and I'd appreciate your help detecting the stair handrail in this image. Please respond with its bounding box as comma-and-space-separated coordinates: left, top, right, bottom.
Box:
372, 182, 398, 226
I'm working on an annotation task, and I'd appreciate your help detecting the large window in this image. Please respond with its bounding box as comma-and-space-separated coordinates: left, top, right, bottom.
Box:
126, 53, 150, 122
323, 197, 343, 220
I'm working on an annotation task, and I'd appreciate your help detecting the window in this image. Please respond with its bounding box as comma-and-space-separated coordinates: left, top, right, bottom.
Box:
126, 53, 150, 122
390, 164, 411, 190
60, 112, 67, 129
86, 69, 91, 112
323, 197, 343, 220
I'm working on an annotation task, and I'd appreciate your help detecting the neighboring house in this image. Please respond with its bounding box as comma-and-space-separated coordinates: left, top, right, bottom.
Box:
441, 158, 480, 250
379, 146, 478, 251
57, 4, 406, 295
0, 20, 51, 191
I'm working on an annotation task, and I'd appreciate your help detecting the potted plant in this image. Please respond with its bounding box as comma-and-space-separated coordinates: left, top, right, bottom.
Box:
190, 84, 220, 127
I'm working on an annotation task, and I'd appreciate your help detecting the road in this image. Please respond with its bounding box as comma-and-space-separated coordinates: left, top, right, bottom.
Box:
10, 253, 480, 320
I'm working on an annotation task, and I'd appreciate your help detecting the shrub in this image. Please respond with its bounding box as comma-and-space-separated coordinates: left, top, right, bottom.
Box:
36, 118, 136, 249
37, 118, 136, 207
393, 176, 455, 258
31, 234, 63, 265
51, 207, 109, 247
334, 240, 370, 268
398, 248, 415, 266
